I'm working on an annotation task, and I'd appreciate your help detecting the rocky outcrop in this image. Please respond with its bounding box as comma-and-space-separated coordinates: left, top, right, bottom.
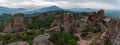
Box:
97, 9, 104, 23
37, 14, 46, 20
50, 15, 62, 31
108, 19, 119, 44
91, 19, 119, 45
62, 13, 72, 32
33, 33, 54, 45
8, 41, 29, 45
78, 15, 82, 23
70, 15, 75, 29
87, 12, 96, 30
37, 12, 56, 20
91, 39, 105, 45
13, 13, 26, 32
115, 21, 120, 45
3, 20, 12, 33
0, 40, 3, 45
51, 15, 61, 27
27, 18, 32, 24
62, 13, 76, 32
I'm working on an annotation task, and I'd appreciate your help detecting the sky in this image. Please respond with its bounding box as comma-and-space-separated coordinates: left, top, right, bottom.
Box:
0, 0, 120, 10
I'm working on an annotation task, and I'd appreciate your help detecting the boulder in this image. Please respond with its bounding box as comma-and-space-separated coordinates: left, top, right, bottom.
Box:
8, 41, 29, 45
33, 33, 54, 45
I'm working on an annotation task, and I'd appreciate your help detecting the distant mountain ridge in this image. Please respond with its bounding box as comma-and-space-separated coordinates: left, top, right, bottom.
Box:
0, 5, 120, 18
0, 7, 27, 15
67, 8, 98, 12
25, 5, 62, 14
0, 6, 62, 15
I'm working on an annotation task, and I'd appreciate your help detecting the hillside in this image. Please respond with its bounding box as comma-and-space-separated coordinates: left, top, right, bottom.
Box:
0, 13, 12, 20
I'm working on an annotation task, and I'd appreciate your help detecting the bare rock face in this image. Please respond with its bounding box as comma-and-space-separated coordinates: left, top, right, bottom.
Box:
87, 12, 96, 30
96, 9, 105, 32
97, 9, 104, 23
70, 15, 75, 29
33, 33, 54, 45
88, 12, 96, 22
51, 15, 62, 31
91, 39, 105, 45
78, 15, 82, 23
8, 41, 29, 45
51, 15, 61, 27
3, 20, 12, 33
0, 40, 3, 45
37, 14, 46, 20
27, 18, 32, 24
94, 19, 119, 45
108, 19, 119, 42
13, 13, 26, 32
63, 13, 71, 32
115, 20, 120, 45
77, 39, 90, 45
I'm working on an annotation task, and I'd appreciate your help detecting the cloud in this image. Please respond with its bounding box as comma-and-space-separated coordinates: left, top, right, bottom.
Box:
0, 0, 119, 10
0, 0, 55, 8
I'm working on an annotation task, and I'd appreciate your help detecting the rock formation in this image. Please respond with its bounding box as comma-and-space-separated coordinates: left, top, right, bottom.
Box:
70, 15, 75, 29
108, 19, 119, 44
78, 15, 83, 23
63, 13, 71, 32
51, 15, 61, 27
13, 13, 26, 32
8, 41, 29, 45
27, 18, 32, 24
87, 12, 96, 30
91, 19, 119, 45
115, 20, 120, 45
0, 39, 3, 45
3, 20, 12, 33
91, 39, 105, 45
37, 14, 46, 20
50, 15, 62, 31
97, 9, 104, 23
33, 33, 54, 45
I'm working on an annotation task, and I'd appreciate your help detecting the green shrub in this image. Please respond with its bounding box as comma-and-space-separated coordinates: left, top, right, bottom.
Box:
104, 22, 109, 28
93, 26, 100, 33
20, 34, 29, 41
26, 15, 55, 29
0, 34, 11, 41
105, 39, 112, 45
49, 31, 79, 45
0, 22, 3, 32
73, 20, 79, 28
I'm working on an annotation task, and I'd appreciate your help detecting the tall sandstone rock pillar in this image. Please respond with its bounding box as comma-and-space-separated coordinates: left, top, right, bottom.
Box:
97, 9, 104, 23
70, 15, 75, 29
13, 13, 26, 32
51, 15, 62, 31
97, 9, 105, 32
51, 15, 61, 27
3, 20, 12, 33
87, 12, 97, 30
63, 13, 71, 32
